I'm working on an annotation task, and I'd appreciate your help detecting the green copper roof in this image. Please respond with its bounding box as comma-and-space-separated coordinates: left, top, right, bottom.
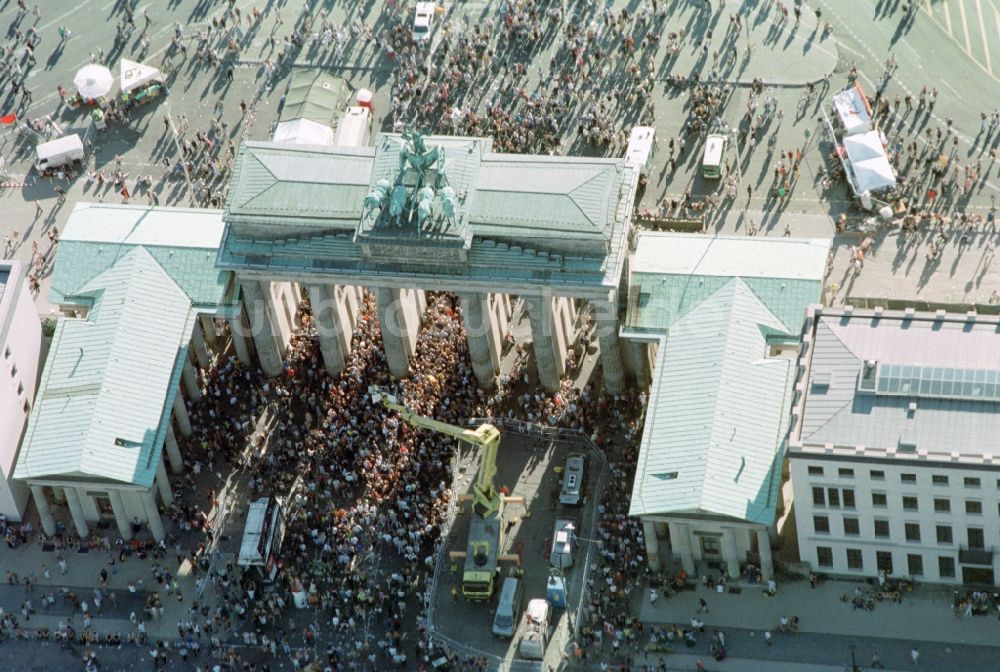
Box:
629, 279, 792, 523
15, 248, 193, 487
51, 203, 235, 311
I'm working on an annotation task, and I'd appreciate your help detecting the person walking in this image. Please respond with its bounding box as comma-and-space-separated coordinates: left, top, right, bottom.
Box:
911, 648, 919, 666
698, 597, 709, 613
649, 588, 657, 605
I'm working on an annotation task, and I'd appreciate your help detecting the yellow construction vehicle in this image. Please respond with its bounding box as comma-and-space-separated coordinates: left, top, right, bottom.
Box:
370, 387, 512, 600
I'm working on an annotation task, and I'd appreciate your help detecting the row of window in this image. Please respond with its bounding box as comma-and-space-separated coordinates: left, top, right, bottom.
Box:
815, 546, 954, 577
813, 515, 989, 547
816, 488, 993, 515
808, 465, 992, 488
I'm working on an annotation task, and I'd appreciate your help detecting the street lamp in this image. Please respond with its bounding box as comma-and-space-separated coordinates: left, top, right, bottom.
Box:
849, 644, 859, 672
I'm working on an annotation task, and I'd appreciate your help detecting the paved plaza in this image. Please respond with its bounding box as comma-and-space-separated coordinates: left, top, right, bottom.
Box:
1, 0, 1000, 671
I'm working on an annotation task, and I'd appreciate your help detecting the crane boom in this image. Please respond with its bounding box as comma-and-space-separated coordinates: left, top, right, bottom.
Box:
370, 387, 502, 518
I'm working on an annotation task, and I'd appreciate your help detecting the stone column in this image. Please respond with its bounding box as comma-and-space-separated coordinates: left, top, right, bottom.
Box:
172, 394, 192, 438
668, 522, 695, 575
164, 426, 184, 474
241, 280, 283, 377
625, 340, 652, 389
182, 358, 202, 402
228, 315, 252, 365
142, 490, 165, 542
308, 284, 349, 376
156, 460, 173, 507
107, 490, 132, 541
643, 519, 661, 572
30, 485, 56, 537
199, 314, 219, 347
191, 318, 212, 370
757, 528, 774, 582
722, 527, 741, 579
64, 487, 89, 538
376, 287, 414, 379
459, 292, 499, 389
524, 296, 560, 392
594, 299, 625, 394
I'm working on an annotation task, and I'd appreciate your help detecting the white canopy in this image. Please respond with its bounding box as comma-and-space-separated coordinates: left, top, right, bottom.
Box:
832, 87, 871, 136
843, 131, 896, 193
271, 118, 334, 145
120, 59, 163, 94
74, 64, 114, 99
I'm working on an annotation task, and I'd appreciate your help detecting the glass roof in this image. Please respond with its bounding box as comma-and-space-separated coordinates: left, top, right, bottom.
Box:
875, 363, 1000, 401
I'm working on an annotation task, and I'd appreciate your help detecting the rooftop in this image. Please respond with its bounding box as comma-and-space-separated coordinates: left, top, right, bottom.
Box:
629, 279, 793, 522
795, 310, 1000, 460
14, 248, 194, 487
626, 233, 829, 335
52, 203, 236, 311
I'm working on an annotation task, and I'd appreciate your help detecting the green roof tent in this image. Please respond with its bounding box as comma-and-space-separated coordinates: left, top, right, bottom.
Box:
279, 69, 349, 126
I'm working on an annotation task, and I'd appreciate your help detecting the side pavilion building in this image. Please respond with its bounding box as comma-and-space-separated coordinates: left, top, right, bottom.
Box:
218, 130, 640, 392
13, 204, 240, 542
624, 233, 830, 580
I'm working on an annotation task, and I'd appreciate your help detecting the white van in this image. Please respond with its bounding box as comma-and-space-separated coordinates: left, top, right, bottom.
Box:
702, 133, 726, 179
518, 599, 550, 660
624, 126, 656, 179
412, 2, 435, 42
238, 497, 287, 582
559, 453, 586, 506
333, 106, 372, 148
35, 134, 84, 173
492, 576, 523, 638
550, 518, 576, 570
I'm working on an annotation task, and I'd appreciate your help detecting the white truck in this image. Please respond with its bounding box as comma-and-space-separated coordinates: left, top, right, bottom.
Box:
35, 134, 84, 173
518, 598, 550, 660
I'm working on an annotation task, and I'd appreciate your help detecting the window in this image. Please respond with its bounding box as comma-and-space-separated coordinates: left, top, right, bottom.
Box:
812, 487, 825, 507
843, 517, 860, 536
813, 515, 830, 534
839, 468, 855, 478
932, 475, 949, 486
816, 546, 833, 568
934, 498, 951, 513
901, 473, 917, 484
905, 523, 921, 542
968, 527, 985, 549
965, 477, 981, 488
846, 548, 864, 570
902, 496, 918, 511
16, 382, 23, 395
2, 346, 9, 359
876, 551, 893, 574
907, 554, 924, 576
966, 500, 983, 515
872, 492, 888, 508
939, 556, 956, 578
9, 363, 16, 377
870, 470, 885, 481
874, 520, 890, 538
827, 488, 840, 508
936, 525, 953, 544
842, 489, 856, 509
808, 466, 824, 476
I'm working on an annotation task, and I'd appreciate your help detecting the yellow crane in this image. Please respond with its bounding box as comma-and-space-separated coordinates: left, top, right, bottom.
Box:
369, 387, 513, 599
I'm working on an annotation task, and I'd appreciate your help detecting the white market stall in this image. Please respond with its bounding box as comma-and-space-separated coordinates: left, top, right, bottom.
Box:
119, 59, 166, 108
840, 130, 897, 201
272, 117, 335, 145
71, 64, 114, 108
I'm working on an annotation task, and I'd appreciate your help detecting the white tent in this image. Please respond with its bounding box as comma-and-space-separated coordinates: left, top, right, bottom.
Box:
271, 118, 334, 145
120, 59, 164, 94
832, 87, 871, 136
843, 131, 896, 193
74, 64, 114, 99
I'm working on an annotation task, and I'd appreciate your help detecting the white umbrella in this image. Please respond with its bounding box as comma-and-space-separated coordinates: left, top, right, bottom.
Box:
74, 64, 114, 99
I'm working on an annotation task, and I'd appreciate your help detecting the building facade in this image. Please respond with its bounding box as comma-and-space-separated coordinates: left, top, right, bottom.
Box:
13, 205, 240, 542
0, 261, 42, 521
625, 234, 830, 579
790, 307, 1000, 585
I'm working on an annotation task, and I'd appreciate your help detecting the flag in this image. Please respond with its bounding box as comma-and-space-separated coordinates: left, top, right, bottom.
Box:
0, 114, 16, 125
